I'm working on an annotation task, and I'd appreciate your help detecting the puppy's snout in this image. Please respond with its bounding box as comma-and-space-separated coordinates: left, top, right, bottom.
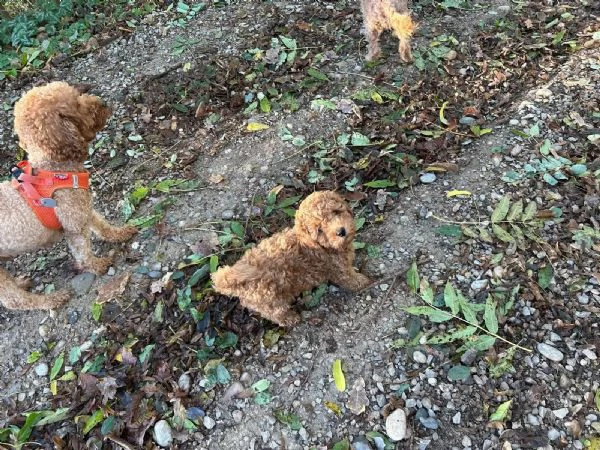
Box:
336, 227, 347, 237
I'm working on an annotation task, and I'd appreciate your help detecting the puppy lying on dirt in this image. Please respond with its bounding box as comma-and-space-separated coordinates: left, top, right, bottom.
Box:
360, 0, 415, 62
0, 81, 137, 310
212, 191, 371, 326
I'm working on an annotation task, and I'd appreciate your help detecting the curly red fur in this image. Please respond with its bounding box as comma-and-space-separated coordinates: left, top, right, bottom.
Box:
212, 191, 371, 326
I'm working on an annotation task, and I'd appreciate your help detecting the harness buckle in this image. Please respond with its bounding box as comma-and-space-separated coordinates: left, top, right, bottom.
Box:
39, 198, 57, 208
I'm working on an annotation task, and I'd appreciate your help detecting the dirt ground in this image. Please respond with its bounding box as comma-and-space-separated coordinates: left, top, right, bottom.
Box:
1, 0, 599, 449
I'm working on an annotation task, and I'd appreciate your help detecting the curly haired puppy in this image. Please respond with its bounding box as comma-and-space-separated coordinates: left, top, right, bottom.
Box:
212, 191, 371, 326
360, 0, 415, 62
0, 81, 137, 310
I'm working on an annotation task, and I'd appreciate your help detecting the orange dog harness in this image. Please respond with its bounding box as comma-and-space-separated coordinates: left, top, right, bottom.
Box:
11, 160, 90, 230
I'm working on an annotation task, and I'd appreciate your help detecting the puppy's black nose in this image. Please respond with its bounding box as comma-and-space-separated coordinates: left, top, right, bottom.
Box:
336, 227, 346, 237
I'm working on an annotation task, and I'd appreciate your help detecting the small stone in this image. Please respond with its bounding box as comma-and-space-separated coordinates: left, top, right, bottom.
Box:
67, 310, 79, 325
203, 416, 216, 430
444, 50, 458, 60
379, 283, 389, 291
148, 271, 162, 279
452, 412, 461, 424
385, 409, 407, 441
153, 420, 173, 447
221, 210, 235, 220
178, 373, 191, 392
38, 324, 50, 338
537, 343, 564, 362
299, 427, 309, 442
352, 436, 373, 450
107, 267, 116, 276
413, 351, 427, 364
232, 410, 243, 423
460, 348, 478, 366
70, 273, 96, 294
527, 414, 540, 426
34, 363, 49, 377
419, 416, 440, 429
548, 428, 561, 441
462, 436, 472, 447
419, 173, 436, 184
459, 116, 476, 125
470, 279, 488, 291
552, 408, 569, 419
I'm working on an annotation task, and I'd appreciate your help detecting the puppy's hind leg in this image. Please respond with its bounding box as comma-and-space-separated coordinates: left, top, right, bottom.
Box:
65, 230, 113, 275
0, 268, 71, 310
240, 296, 301, 328
90, 210, 138, 243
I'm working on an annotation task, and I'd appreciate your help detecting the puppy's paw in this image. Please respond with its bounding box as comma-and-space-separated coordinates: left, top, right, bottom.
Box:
114, 225, 138, 242
78, 256, 113, 275
43, 289, 72, 309
15, 276, 33, 290
275, 311, 301, 328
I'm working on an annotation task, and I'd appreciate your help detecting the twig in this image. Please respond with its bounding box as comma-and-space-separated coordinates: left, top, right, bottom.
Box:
105, 434, 137, 450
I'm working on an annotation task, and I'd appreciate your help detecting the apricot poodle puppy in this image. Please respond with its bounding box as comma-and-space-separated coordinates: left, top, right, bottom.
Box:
212, 191, 371, 326
360, 0, 415, 62
0, 81, 137, 311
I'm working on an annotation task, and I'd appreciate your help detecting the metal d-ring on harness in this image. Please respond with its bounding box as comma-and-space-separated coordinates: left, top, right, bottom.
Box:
10, 160, 90, 230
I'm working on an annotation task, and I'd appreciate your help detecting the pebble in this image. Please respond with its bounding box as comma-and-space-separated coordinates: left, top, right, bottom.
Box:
413, 351, 427, 364
419, 417, 440, 430
537, 343, 564, 362
470, 279, 488, 291
462, 436, 472, 447
548, 428, 561, 440
34, 363, 49, 377
153, 420, 173, 447
460, 348, 478, 366
232, 410, 243, 423
552, 408, 569, 419
178, 373, 191, 392
70, 272, 96, 294
221, 209, 235, 220
38, 324, 50, 338
419, 173, 436, 184
203, 416, 216, 430
452, 412, 461, 424
385, 409, 407, 441
379, 283, 389, 291
459, 116, 476, 125
352, 436, 373, 450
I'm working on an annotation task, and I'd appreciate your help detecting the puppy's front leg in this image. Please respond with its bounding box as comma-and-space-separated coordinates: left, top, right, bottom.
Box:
330, 265, 372, 292
64, 231, 112, 275
0, 268, 71, 310
90, 210, 138, 243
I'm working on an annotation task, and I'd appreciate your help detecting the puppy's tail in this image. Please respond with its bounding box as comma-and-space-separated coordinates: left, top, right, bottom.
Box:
389, 12, 415, 40
211, 264, 259, 296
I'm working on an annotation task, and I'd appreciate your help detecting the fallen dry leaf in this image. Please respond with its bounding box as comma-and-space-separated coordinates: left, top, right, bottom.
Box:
347, 377, 369, 415
209, 174, 225, 184
96, 272, 130, 304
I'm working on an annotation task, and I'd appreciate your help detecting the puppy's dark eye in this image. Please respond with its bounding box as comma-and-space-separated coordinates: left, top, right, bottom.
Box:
317, 227, 322, 234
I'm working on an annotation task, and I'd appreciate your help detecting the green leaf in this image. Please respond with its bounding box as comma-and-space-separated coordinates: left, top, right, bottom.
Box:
522, 201, 538, 222
447, 365, 471, 381
274, 410, 302, 430
419, 278, 434, 304
403, 306, 453, 322
491, 196, 510, 223
306, 67, 329, 81
83, 408, 104, 435
457, 334, 496, 353
35, 408, 70, 427
478, 226, 494, 243
188, 264, 210, 286
27, 351, 42, 364
254, 392, 272, 405
279, 35, 297, 50
216, 364, 230, 384
277, 195, 302, 209
444, 282, 460, 315
406, 261, 420, 294
139, 344, 155, 364
426, 326, 477, 344
492, 224, 515, 243
570, 164, 588, 176
434, 225, 462, 237
538, 264, 554, 289
332, 438, 350, 450
458, 294, 478, 325
595, 388, 600, 411
507, 199, 523, 222
484, 296, 498, 334
332, 359, 346, 392
230, 221, 244, 238
49, 352, 64, 381
251, 379, 271, 393
17, 411, 43, 442
215, 331, 238, 349
129, 186, 150, 205
68, 346, 81, 364
92, 302, 103, 321
153, 301, 165, 323
351, 132, 371, 146
543, 172, 558, 185
489, 399, 512, 421
364, 179, 395, 188
101, 416, 116, 436
209, 255, 219, 273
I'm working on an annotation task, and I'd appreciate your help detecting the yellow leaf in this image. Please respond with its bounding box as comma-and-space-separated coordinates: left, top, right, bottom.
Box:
332, 359, 346, 392
324, 400, 343, 416
246, 122, 270, 132
50, 380, 57, 396
115, 352, 123, 362
439, 101, 449, 126
446, 190, 472, 198
371, 92, 383, 104
585, 437, 600, 450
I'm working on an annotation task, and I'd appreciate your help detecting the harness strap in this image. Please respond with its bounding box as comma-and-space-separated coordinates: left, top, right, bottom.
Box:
11, 160, 90, 230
